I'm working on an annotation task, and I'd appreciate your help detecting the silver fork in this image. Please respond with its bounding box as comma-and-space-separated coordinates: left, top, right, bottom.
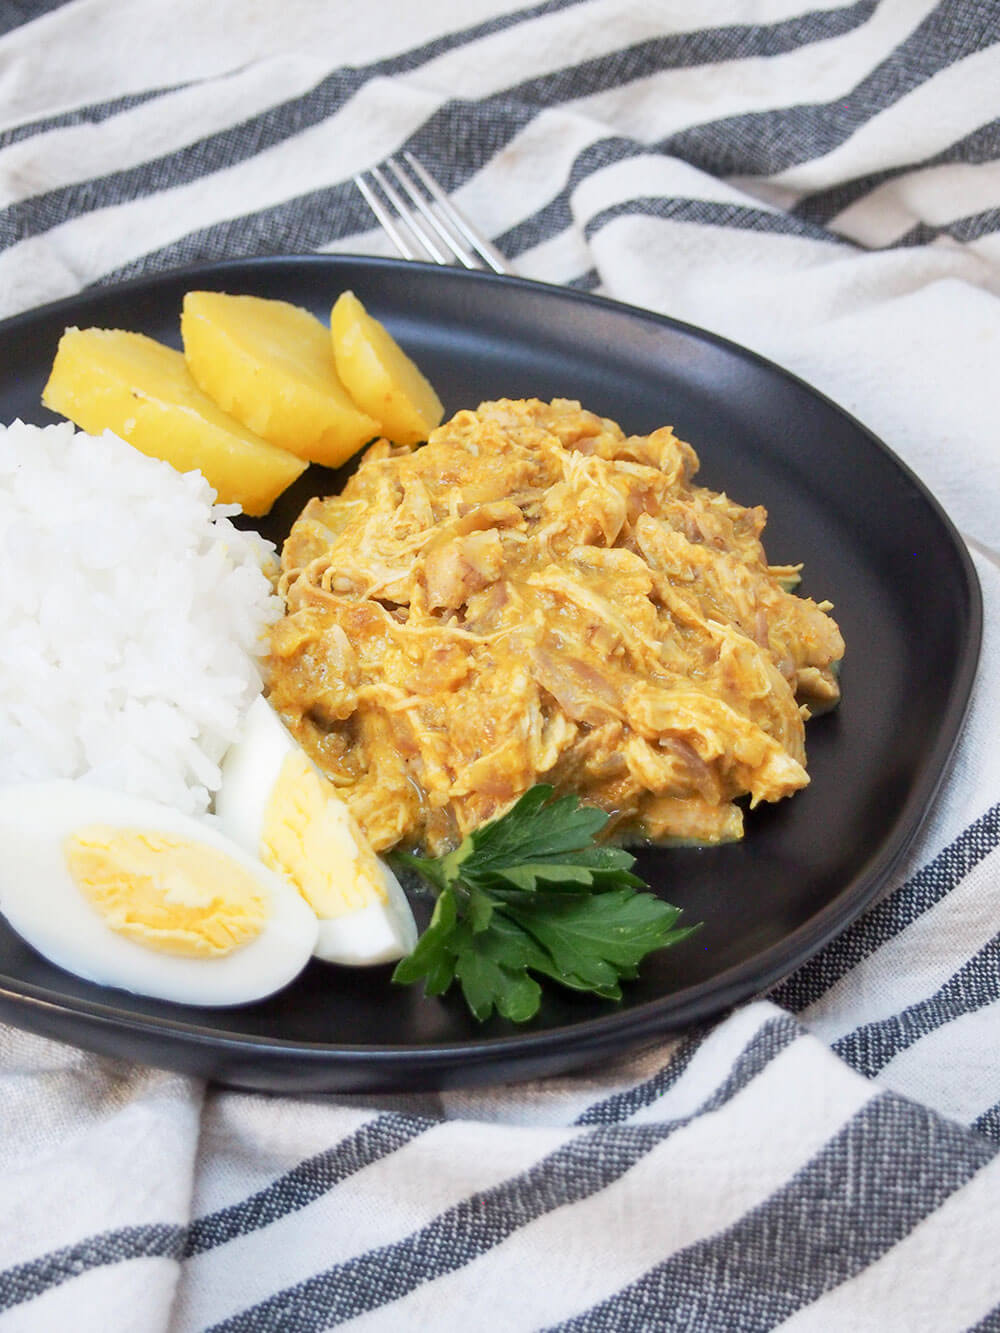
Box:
354, 152, 514, 275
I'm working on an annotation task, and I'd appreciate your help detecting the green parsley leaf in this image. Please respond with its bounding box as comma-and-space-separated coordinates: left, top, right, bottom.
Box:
390, 785, 701, 1022
506, 891, 698, 996
456, 784, 608, 867
391, 887, 459, 991
453, 929, 542, 1023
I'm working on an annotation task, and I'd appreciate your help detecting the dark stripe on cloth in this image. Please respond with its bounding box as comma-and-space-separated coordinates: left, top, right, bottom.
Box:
575, 1022, 718, 1126
771, 803, 1000, 1014
546, 1093, 998, 1333
972, 1103, 1000, 1143
834, 933, 1000, 1079
0, 1113, 432, 1310
183, 1111, 433, 1256
894, 204, 1000, 248
792, 117, 1000, 227
583, 196, 849, 245
498, 0, 992, 260
92, 179, 383, 288
0, 0, 68, 37
0, 86, 186, 154
0, 0, 591, 249
966, 1304, 1000, 1333
3, 0, 876, 269
204, 1018, 801, 1331
0, 1224, 184, 1312
566, 267, 601, 291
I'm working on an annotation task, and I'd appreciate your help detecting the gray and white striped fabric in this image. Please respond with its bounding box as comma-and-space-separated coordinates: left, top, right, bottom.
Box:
2, 1, 999, 1328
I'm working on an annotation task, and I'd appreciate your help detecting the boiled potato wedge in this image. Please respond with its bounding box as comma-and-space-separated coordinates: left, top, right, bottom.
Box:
182, 291, 380, 469
330, 290, 443, 446
42, 327, 307, 516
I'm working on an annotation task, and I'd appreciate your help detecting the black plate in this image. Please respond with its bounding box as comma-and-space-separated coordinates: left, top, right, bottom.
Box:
0, 256, 981, 1092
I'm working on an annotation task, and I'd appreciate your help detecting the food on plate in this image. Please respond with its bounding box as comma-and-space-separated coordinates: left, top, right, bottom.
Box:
41, 327, 306, 515
215, 696, 417, 965
270, 397, 844, 856
181, 291, 379, 468
13, 306, 843, 1020
0, 781, 318, 1006
330, 290, 444, 446
42, 287, 446, 514
0, 420, 281, 815
391, 784, 698, 1022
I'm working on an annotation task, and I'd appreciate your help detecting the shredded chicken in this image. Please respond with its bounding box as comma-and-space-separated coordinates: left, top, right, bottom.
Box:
268, 398, 844, 854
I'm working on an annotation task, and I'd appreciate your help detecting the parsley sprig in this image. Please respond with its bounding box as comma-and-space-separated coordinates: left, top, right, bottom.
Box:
390, 785, 700, 1022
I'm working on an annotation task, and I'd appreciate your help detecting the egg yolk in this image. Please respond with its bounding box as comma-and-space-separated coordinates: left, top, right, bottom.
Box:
261, 751, 388, 919
64, 826, 269, 958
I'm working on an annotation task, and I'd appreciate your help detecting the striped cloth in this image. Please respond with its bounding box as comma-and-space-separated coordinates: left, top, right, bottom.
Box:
2, 1, 999, 1328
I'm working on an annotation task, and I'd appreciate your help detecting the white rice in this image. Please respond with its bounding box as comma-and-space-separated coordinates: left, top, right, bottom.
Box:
0, 421, 283, 814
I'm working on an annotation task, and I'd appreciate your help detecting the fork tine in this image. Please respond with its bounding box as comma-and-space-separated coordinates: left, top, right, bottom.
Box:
367, 164, 451, 265
402, 152, 512, 275
384, 156, 479, 270
355, 153, 514, 274
353, 173, 425, 262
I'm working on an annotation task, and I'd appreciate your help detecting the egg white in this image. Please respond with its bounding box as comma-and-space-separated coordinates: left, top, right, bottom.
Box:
0, 780, 319, 1006
215, 696, 418, 966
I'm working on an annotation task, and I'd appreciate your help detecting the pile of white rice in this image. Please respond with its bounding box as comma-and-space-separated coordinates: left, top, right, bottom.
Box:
0, 421, 283, 814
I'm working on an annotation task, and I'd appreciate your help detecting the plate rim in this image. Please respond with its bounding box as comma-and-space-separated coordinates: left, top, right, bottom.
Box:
0, 253, 983, 1084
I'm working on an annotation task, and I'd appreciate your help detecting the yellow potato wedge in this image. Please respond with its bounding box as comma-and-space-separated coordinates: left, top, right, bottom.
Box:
42, 327, 307, 517
330, 290, 443, 447
181, 291, 380, 469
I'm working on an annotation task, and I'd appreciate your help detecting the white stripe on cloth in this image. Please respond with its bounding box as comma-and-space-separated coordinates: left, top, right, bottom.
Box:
588, 211, 993, 381
179, 1099, 401, 1217
828, 159, 1000, 248
800, 848, 1000, 1046
0, 0, 543, 128
488, 222, 593, 284
0, 1257, 180, 1333
0, 1034, 199, 1275
1, 8, 990, 323
432, 1004, 776, 1132
748, 292, 1000, 552
435, 1036, 684, 1129
416, 105, 610, 264
877, 1000, 1000, 1128
968, 229, 1000, 268
571, 153, 789, 221
623, 1002, 787, 1126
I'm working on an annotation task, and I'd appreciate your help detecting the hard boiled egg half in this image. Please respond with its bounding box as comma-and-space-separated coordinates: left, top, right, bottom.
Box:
214, 696, 418, 966
0, 780, 318, 1006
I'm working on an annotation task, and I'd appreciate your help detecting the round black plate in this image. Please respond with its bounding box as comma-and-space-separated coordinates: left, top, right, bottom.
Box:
0, 256, 981, 1092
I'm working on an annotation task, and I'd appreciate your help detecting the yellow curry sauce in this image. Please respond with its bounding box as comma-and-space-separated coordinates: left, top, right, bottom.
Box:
267, 398, 844, 855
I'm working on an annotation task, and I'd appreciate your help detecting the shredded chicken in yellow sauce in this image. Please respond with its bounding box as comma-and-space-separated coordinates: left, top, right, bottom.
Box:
268, 398, 844, 855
